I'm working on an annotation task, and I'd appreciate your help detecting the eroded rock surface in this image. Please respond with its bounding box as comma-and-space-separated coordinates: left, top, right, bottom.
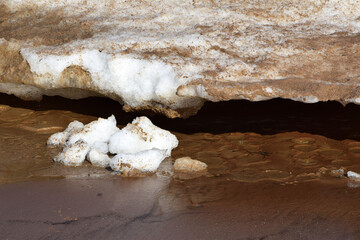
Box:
1, 0, 359, 117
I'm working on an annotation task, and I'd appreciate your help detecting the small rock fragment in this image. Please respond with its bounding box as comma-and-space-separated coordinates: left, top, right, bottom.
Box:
329, 168, 346, 178
347, 171, 360, 180
317, 167, 328, 175
173, 157, 208, 172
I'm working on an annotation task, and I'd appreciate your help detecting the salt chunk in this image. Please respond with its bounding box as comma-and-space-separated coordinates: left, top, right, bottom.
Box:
347, 171, 360, 179
173, 157, 208, 172
48, 115, 177, 171
110, 149, 167, 173
47, 121, 84, 146
54, 140, 90, 166
108, 116, 178, 156
87, 148, 111, 168
68, 115, 119, 146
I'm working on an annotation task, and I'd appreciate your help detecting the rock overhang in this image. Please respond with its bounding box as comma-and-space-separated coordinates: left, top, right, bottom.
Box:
0, 0, 359, 118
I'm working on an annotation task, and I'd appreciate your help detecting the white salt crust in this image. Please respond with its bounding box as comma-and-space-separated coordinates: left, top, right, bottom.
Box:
48, 115, 178, 173
91, 141, 109, 154
54, 140, 90, 167
2, 0, 359, 111
67, 115, 119, 146
110, 149, 167, 173
87, 148, 111, 168
109, 116, 178, 156
20, 49, 183, 109
47, 121, 84, 146
49, 115, 117, 167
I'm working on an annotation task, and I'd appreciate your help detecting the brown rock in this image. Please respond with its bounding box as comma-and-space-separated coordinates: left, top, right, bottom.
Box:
173, 157, 207, 173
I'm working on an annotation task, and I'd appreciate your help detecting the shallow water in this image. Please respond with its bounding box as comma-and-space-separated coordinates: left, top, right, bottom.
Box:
1, 95, 360, 185
1, 94, 360, 238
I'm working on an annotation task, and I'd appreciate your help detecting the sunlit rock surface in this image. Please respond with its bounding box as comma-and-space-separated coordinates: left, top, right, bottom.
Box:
0, 0, 359, 117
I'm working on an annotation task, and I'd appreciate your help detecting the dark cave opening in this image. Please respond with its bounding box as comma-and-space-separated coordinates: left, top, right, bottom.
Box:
1, 93, 360, 140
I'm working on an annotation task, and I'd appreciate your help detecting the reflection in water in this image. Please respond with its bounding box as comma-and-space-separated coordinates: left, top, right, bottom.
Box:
1, 178, 360, 239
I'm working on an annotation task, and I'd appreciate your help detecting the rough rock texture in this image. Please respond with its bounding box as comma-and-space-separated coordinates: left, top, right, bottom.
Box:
1, 0, 360, 117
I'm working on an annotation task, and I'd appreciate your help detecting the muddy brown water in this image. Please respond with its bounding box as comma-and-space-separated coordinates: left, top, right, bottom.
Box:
1, 94, 360, 239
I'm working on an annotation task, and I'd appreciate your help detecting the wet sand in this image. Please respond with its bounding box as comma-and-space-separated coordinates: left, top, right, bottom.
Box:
1, 94, 360, 239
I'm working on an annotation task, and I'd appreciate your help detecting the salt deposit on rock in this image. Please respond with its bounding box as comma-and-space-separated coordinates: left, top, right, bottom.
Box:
173, 157, 208, 172
1, 0, 360, 117
67, 115, 119, 146
48, 115, 117, 166
54, 140, 90, 167
109, 116, 178, 156
47, 121, 84, 146
48, 115, 178, 173
110, 149, 167, 173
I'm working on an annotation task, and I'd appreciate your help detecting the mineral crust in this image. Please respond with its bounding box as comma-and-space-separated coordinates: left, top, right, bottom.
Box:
1, 0, 359, 117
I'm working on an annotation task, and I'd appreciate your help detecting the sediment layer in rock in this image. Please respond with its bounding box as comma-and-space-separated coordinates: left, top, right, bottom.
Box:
1, 0, 359, 117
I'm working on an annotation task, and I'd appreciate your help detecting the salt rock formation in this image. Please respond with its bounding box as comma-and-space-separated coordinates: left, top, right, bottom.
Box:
54, 140, 90, 167
109, 116, 178, 173
109, 116, 179, 156
110, 149, 168, 174
47, 120, 84, 146
67, 115, 119, 146
48, 115, 178, 174
49, 115, 118, 166
1, 0, 360, 117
